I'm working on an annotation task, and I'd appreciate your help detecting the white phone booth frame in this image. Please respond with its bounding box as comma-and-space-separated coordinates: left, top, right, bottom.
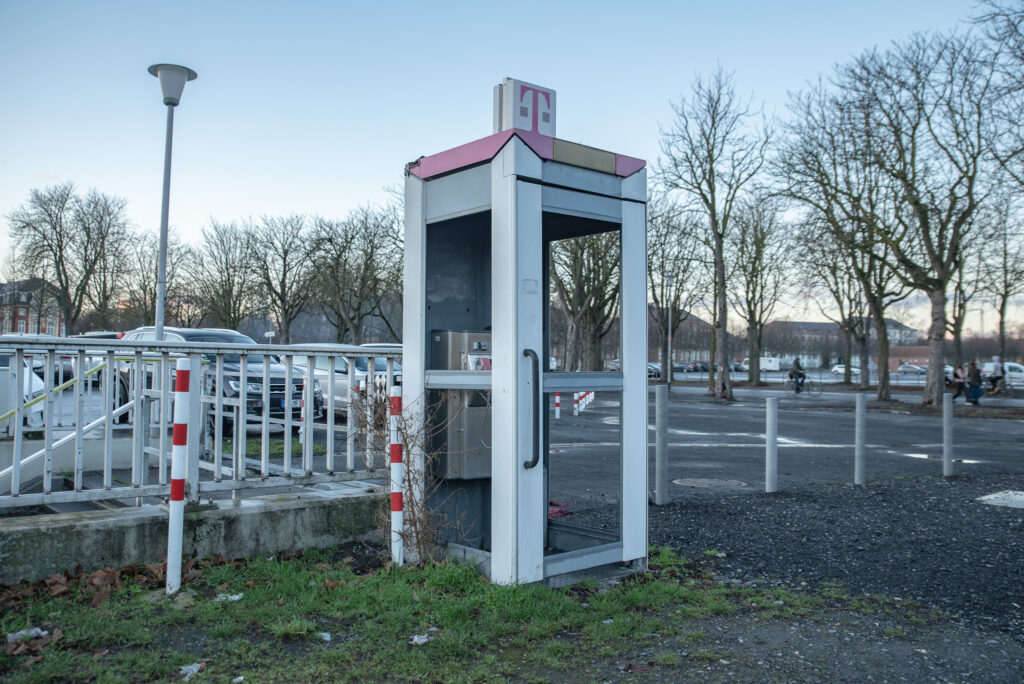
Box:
403, 126, 647, 585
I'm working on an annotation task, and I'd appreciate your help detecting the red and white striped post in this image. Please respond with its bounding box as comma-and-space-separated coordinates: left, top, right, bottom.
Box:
166, 358, 190, 595
389, 386, 404, 565
573, 392, 579, 416
555, 392, 560, 420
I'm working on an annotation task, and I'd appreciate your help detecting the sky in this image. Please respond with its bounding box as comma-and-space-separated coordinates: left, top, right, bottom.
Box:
0, 0, 983, 325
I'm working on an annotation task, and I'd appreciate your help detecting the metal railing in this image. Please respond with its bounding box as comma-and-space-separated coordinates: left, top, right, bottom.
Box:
0, 336, 401, 511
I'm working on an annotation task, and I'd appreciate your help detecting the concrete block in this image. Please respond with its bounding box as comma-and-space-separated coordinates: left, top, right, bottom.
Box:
0, 485, 383, 584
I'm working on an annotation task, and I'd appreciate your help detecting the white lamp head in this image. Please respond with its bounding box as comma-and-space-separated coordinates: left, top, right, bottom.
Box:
147, 64, 198, 106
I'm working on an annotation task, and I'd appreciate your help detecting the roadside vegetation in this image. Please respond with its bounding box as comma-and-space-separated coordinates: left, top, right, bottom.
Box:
0, 545, 943, 682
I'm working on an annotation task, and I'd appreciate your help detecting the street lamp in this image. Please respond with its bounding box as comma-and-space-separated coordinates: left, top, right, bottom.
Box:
148, 63, 197, 341
666, 275, 675, 390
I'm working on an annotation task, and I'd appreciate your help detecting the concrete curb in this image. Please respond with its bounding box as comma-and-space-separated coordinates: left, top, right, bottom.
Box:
0, 484, 383, 584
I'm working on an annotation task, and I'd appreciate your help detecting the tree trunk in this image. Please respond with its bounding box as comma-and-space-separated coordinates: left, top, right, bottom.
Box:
842, 331, 852, 384
713, 237, 732, 400
707, 310, 717, 395
997, 295, 1008, 362
873, 319, 892, 401
922, 289, 946, 405
951, 316, 964, 370
857, 336, 870, 391
746, 323, 758, 384
664, 323, 672, 387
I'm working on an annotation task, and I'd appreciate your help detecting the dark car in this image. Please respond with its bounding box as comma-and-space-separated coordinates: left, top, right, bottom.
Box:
117, 327, 323, 428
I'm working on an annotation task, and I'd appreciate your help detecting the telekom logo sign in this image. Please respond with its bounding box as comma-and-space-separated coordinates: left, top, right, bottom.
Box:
517, 84, 554, 135
494, 78, 557, 137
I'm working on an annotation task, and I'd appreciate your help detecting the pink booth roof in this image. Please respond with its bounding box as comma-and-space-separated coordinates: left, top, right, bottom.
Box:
406, 128, 646, 180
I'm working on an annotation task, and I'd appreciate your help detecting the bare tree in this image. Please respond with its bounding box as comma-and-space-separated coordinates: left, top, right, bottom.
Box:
795, 219, 872, 386
976, 1, 1024, 186
980, 188, 1024, 361
647, 191, 709, 383
122, 230, 194, 329
727, 197, 791, 383
7, 183, 130, 334
840, 33, 998, 404
246, 215, 314, 344
947, 237, 984, 369
311, 206, 402, 344
658, 67, 770, 399
189, 221, 253, 330
80, 192, 131, 329
550, 232, 620, 371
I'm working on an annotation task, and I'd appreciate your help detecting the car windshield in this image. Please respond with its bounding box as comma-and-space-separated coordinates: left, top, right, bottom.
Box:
188, 334, 275, 365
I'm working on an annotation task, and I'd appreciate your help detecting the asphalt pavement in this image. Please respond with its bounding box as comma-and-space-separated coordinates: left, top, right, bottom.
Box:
544, 382, 1024, 526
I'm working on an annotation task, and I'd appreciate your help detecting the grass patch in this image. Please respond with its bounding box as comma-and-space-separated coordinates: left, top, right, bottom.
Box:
223, 437, 326, 457
0, 544, 941, 681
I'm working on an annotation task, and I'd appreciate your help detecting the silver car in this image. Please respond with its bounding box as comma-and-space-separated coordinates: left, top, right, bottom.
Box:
293, 343, 401, 419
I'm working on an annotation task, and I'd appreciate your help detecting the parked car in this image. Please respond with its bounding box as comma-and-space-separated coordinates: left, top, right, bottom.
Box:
118, 326, 322, 429
897, 364, 926, 375
831, 364, 860, 376
295, 343, 402, 419
605, 359, 622, 372
729, 362, 744, 372
0, 352, 45, 428
647, 362, 662, 379
2, 333, 76, 383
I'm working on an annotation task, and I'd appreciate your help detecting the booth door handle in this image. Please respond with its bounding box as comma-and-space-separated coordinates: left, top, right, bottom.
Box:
522, 348, 541, 469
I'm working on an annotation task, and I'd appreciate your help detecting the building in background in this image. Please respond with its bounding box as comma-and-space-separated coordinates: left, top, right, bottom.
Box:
0, 279, 65, 336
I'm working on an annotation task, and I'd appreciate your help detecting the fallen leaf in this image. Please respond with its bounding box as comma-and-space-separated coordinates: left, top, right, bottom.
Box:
89, 587, 111, 607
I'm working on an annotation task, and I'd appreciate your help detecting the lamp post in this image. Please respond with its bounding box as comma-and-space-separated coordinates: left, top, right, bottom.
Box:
666, 275, 675, 390
148, 63, 197, 341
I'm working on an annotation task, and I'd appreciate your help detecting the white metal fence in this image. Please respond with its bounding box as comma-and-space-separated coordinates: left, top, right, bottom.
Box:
0, 336, 400, 510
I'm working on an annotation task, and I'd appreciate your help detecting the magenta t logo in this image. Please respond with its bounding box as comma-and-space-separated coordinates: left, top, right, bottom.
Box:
495, 78, 556, 136
515, 83, 556, 136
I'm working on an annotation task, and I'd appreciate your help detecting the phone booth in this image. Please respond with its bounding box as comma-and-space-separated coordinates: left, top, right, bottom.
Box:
402, 79, 647, 585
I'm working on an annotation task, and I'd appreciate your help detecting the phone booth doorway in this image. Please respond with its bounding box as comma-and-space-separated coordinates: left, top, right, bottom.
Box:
402, 79, 647, 585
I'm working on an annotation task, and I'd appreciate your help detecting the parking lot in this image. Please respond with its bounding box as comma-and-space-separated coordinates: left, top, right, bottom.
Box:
545, 384, 1024, 518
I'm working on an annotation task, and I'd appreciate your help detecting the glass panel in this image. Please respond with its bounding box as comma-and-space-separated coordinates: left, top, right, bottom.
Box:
545, 390, 621, 555
546, 219, 621, 373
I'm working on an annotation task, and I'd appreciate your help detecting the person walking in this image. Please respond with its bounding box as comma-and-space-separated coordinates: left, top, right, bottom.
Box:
967, 358, 983, 405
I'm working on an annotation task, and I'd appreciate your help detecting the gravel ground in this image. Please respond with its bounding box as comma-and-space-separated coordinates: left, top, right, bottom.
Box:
618, 471, 1024, 681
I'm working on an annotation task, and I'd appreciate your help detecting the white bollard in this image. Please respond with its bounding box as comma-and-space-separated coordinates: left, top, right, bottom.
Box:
765, 397, 778, 493
389, 386, 404, 565
573, 392, 579, 416
943, 392, 953, 477
555, 392, 560, 420
655, 384, 668, 505
854, 393, 866, 486
166, 358, 190, 595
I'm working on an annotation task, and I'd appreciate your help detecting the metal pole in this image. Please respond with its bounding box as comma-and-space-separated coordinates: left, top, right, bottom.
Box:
655, 384, 668, 505
765, 397, 778, 493
854, 393, 865, 486
155, 104, 174, 341
943, 392, 953, 477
